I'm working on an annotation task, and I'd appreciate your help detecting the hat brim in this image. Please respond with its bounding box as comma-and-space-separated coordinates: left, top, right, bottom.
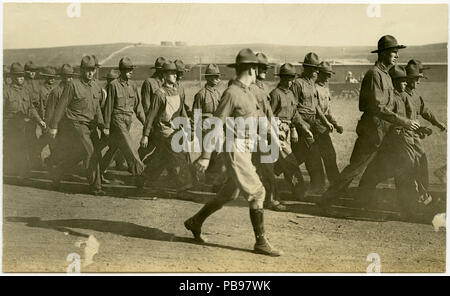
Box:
10, 72, 25, 75
371, 45, 407, 53
320, 70, 335, 74
227, 62, 259, 68
203, 73, 222, 76
40, 73, 58, 78
276, 73, 297, 77
118, 66, 136, 70
299, 62, 321, 68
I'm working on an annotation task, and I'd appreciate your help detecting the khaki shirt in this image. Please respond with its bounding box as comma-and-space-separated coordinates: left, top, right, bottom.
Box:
24, 78, 41, 108
141, 74, 164, 114
269, 84, 298, 122
316, 82, 338, 133
404, 88, 441, 127
3, 83, 41, 123
38, 83, 55, 120
291, 75, 318, 115
192, 84, 222, 117
45, 81, 66, 123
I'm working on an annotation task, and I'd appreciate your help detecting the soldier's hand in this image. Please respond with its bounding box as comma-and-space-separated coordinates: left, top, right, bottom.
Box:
406, 120, 420, 131
103, 128, 110, 137
305, 129, 314, 140
140, 136, 149, 148
327, 122, 334, 132
39, 121, 47, 129
291, 133, 299, 143
336, 125, 344, 134
439, 124, 447, 132
194, 158, 210, 174
49, 129, 58, 139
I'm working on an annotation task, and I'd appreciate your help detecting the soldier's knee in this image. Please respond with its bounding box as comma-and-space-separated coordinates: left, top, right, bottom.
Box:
249, 185, 265, 209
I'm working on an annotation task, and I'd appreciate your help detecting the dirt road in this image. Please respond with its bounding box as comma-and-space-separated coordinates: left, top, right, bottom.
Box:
2, 180, 446, 273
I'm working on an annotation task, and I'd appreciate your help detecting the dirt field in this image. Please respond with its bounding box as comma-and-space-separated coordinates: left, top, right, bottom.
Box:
2, 81, 447, 273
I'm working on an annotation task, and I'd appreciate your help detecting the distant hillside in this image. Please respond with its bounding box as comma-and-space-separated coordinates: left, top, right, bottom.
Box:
3, 42, 447, 67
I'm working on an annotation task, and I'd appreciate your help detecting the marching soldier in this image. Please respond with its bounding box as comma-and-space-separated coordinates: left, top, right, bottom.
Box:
3, 62, 46, 178
291, 52, 334, 194
101, 57, 146, 186
192, 64, 226, 189
138, 61, 193, 192
185, 48, 282, 256
269, 63, 307, 200
315, 61, 344, 185
49, 55, 106, 195
139, 56, 166, 161
249, 52, 286, 211
175, 59, 191, 116
3, 65, 12, 87
319, 35, 419, 208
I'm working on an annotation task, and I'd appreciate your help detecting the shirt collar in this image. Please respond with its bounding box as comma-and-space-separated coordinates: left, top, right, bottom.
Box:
205, 84, 217, 92
255, 79, 265, 89
277, 83, 290, 93
405, 87, 414, 96
11, 83, 23, 90
118, 77, 129, 86
375, 61, 390, 74
232, 79, 249, 90
80, 78, 93, 87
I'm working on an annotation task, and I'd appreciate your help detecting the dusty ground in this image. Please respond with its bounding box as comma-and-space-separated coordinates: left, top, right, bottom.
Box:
2, 174, 446, 273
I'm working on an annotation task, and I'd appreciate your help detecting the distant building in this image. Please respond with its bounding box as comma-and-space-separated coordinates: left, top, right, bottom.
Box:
175, 41, 188, 46
160, 41, 174, 46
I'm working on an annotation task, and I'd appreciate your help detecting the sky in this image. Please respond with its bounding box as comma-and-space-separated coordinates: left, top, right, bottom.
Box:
2, 2, 448, 49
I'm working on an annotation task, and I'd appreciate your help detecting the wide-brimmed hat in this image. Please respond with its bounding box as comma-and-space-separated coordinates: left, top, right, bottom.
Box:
300, 52, 321, 68
227, 48, 259, 68
80, 55, 97, 69
59, 64, 76, 76
39, 66, 58, 78
407, 59, 429, 78
161, 61, 178, 72
202, 64, 221, 76
319, 61, 335, 74
103, 69, 119, 79
119, 57, 136, 70
256, 52, 273, 69
388, 65, 407, 80
371, 35, 406, 53
150, 57, 166, 69
405, 63, 423, 79
276, 63, 297, 77
92, 55, 101, 68
174, 59, 189, 72
9, 62, 25, 75
24, 61, 39, 72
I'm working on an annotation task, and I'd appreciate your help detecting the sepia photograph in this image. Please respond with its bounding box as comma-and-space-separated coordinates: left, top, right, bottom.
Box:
1, 1, 448, 274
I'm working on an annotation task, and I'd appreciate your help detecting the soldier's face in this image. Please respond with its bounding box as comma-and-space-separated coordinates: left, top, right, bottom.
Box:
26, 71, 36, 79
318, 72, 331, 83
258, 65, 268, 80
407, 77, 419, 90
382, 49, 399, 65
122, 69, 133, 80
207, 75, 220, 86
82, 68, 96, 81
177, 71, 184, 81
165, 71, 177, 84
394, 79, 407, 92
47, 78, 56, 85
13, 75, 25, 85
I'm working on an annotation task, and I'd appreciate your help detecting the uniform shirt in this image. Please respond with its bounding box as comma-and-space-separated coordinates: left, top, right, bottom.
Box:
50, 78, 104, 129
45, 81, 66, 123
3, 83, 41, 123
143, 83, 188, 138
291, 75, 318, 115
404, 88, 442, 127
359, 62, 409, 126
316, 82, 339, 134
103, 77, 145, 129
269, 84, 298, 122
192, 84, 221, 118
141, 74, 163, 114
38, 82, 55, 120
24, 78, 41, 109
201, 79, 262, 160
249, 79, 273, 119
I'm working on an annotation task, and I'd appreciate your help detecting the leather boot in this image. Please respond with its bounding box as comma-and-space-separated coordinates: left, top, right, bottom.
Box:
250, 209, 283, 256
184, 199, 223, 243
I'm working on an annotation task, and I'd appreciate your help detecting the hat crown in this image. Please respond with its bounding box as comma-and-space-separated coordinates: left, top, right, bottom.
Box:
388, 65, 407, 79
24, 61, 39, 71
256, 52, 269, 65
302, 52, 320, 67
10, 62, 25, 74
154, 57, 166, 69
92, 55, 100, 67
235, 48, 259, 65
204, 64, 221, 75
319, 61, 334, 73
405, 63, 421, 77
162, 61, 177, 72
60, 64, 74, 75
372, 35, 406, 53
174, 59, 186, 72
278, 63, 297, 76
80, 55, 97, 69
40, 66, 57, 76
119, 57, 134, 69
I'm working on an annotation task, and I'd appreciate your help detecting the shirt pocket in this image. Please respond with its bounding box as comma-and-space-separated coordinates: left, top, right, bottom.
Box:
72, 87, 89, 112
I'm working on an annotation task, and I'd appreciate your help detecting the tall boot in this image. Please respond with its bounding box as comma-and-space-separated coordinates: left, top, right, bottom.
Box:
184, 199, 223, 243
249, 208, 283, 256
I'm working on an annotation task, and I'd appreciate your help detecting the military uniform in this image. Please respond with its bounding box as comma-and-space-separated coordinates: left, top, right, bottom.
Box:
50, 73, 104, 192
3, 82, 42, 176
102, 75, 146, 177
315, 82, 340, 184
24, 76, 42, 168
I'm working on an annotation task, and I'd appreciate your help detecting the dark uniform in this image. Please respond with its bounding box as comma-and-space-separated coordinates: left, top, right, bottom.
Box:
315, 82, 340, 184
102, 74, 146, 178
50, 63, 104, 193
269, 83, 306, 197
4, 79, 42, 176
140, 81, 193, 191
24, 74, 42, 168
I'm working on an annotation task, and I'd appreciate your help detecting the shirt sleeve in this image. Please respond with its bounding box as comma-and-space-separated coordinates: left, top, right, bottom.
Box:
143, 91, 164, 137
419, 96, 442, 127
134, 84, 146, 125
290, 80, 302, 103
103, 83, 116, 129
192, 90, 204, 111
326, 97, 339, 127
140, 79, 152, 114
360, 71, 410, 127
50, 81, 74, 129
45, 90, 56, 123
269, 91, 281, 116
95, 96, 105, 129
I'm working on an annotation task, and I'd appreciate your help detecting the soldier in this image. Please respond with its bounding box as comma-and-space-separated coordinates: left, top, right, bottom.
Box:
185, 48, 282, 256
3, 65, 12, 87
49, 55, 106, 195
291, 52, 334, 194
192, 64, 226, 189
139, 56, 166, 161
100, 69, 119, 108
315, 61, 344, 185
269, 63, 307, 200
249, 52, 286, 211
3, 63, 46, 178
318, 35, 419, 209
138, 61, 193, 192
101, 57, 146, 187
43, 64, 76, 168
175, 59, 191, 116
23, 60, 43, 169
